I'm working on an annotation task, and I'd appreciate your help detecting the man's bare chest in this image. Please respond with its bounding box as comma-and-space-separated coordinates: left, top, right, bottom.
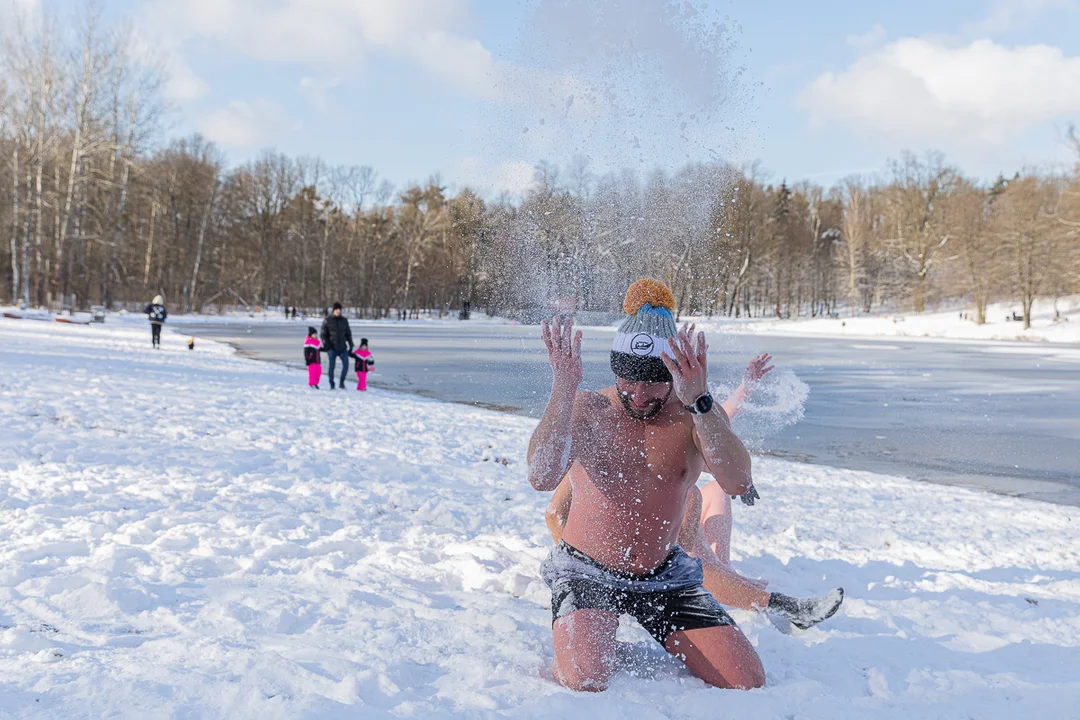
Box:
579, 418, 700, 494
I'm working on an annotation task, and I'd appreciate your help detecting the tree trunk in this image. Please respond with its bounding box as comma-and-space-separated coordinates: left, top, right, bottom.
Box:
107, 155, 131, 308
10, 142, 18, 302
56, 97, 87, 298
320, 213, 329, 303
33, 144, 44, 305
190, 181, 218, 312
22, 163, 32, 307
143, 201, 157, 286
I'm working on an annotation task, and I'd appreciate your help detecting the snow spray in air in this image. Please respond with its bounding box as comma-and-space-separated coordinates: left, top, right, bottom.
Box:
479, 0, 758, 318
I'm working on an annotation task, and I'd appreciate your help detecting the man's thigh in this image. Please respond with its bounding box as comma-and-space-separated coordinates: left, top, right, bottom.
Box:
664, 624, 765, 690
552, 608, 619, 692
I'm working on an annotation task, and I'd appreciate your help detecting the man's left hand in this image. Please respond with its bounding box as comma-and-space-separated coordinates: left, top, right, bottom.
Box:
661, 323, 710, 407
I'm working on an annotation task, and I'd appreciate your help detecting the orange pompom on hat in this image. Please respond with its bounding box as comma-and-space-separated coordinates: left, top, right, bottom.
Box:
623, 278, 676, 315
611, 278, 678, 382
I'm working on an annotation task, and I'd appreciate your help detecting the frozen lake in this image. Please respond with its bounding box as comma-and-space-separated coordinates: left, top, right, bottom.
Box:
190, 321, 1080, 505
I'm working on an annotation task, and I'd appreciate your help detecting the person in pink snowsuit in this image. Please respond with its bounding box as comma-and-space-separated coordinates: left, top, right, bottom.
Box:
304, 326, 323, 388
351, 338, 374, 391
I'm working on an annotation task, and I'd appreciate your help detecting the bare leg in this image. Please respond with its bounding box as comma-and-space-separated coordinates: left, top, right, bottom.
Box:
552, 609, 619, 692
664, 625, 765, 690
700, 487, 768, 591
701, 490, 734, 563
701, 562, 772, 611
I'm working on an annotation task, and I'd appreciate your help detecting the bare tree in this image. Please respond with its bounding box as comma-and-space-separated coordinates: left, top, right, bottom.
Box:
884, 152, 958, 313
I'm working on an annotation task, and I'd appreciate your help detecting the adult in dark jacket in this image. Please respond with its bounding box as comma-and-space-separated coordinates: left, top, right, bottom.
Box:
320, 302, 354, 389
144, 295, 168, 348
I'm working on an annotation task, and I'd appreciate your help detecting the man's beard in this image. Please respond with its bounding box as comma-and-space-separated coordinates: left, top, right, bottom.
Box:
617, 384, 673, 421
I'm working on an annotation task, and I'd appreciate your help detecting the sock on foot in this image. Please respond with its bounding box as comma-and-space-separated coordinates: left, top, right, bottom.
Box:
767, 588, 844, 630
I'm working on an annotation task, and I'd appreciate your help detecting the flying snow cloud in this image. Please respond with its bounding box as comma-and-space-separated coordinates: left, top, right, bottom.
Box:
452, 157, 542, 197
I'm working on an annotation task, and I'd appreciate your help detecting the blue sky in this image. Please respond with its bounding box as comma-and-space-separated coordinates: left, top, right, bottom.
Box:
15, 0, 1080, 194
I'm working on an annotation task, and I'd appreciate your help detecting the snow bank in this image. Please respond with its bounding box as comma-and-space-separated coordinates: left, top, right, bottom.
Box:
0, 319, 1078, 718
704, 295, 1080, 344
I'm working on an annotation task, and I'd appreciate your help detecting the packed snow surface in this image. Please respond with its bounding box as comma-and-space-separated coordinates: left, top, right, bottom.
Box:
1, 318, 1078, 718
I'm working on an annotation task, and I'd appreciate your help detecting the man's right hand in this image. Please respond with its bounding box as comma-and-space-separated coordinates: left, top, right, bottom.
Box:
541, 316, 583, 392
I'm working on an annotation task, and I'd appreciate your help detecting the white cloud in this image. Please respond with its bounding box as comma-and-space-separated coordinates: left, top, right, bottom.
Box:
138, 0, 602, 111
164, 53, 208, 104
798, 38, 1080, 150
198, 100, 297, 148
140, 0, 508, 98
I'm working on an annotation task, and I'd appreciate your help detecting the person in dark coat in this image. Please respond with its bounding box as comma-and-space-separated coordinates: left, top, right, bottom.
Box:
320, 302, 354, 389
144, 295, 167, 348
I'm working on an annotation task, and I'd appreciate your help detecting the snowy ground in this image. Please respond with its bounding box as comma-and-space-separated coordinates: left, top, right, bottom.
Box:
1, 319, 1079, 718
709, 295, 1080, 344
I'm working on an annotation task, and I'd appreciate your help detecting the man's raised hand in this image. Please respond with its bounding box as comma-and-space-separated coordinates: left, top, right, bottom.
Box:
541, 316, 583, 392
661, 323, 710, 406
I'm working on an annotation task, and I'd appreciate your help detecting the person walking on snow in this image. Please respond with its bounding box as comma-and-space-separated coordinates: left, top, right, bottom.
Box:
144, 295, 167, 348
320, 302, 354, 389
304, 326, 323, 389
351, 338, 375, 391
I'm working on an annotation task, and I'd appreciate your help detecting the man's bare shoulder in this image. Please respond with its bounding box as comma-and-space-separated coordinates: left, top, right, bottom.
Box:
572, 389, 611, 414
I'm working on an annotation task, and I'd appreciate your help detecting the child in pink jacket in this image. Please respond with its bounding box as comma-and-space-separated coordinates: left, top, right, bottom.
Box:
303, 327, 323, 388
351, 338, 374, 391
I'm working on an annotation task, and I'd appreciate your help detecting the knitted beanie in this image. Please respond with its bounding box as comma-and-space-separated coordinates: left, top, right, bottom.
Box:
610, 279, 676, 382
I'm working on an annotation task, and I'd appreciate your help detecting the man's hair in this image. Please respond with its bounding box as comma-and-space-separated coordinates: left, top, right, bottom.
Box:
332, 302, 343, 311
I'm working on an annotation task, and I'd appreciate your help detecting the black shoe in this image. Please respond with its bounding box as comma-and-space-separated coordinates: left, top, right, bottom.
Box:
329, 381, 335, 389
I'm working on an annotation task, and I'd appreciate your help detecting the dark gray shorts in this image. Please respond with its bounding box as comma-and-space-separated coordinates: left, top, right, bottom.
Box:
541, 541, 736, 644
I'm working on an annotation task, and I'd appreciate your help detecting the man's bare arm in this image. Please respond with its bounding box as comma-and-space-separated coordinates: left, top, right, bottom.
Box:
527, 317, 583, 491
692, 404, 752, 496
662, 323, 752, 496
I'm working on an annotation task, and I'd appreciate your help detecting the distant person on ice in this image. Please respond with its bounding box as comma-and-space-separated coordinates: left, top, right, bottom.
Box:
144, 295, 167, 349
304, 326, 323, 389
351, 338, 374, 391
528, 278, 768, 691
320, 302, 354, 389
545, 352, 843, 631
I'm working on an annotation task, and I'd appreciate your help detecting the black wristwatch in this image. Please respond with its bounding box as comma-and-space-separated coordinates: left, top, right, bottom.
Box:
683, 392, 714, 415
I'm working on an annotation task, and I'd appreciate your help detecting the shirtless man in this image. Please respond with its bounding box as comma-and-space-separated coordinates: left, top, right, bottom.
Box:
527, 279, 765, 692
546, 353, 844, 630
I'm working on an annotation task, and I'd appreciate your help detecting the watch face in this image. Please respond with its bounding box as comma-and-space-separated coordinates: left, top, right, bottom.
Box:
696, 393, 714, 414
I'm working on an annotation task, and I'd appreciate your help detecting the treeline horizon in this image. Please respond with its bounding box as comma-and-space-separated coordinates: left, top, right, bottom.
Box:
2, 5, 1079, 328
